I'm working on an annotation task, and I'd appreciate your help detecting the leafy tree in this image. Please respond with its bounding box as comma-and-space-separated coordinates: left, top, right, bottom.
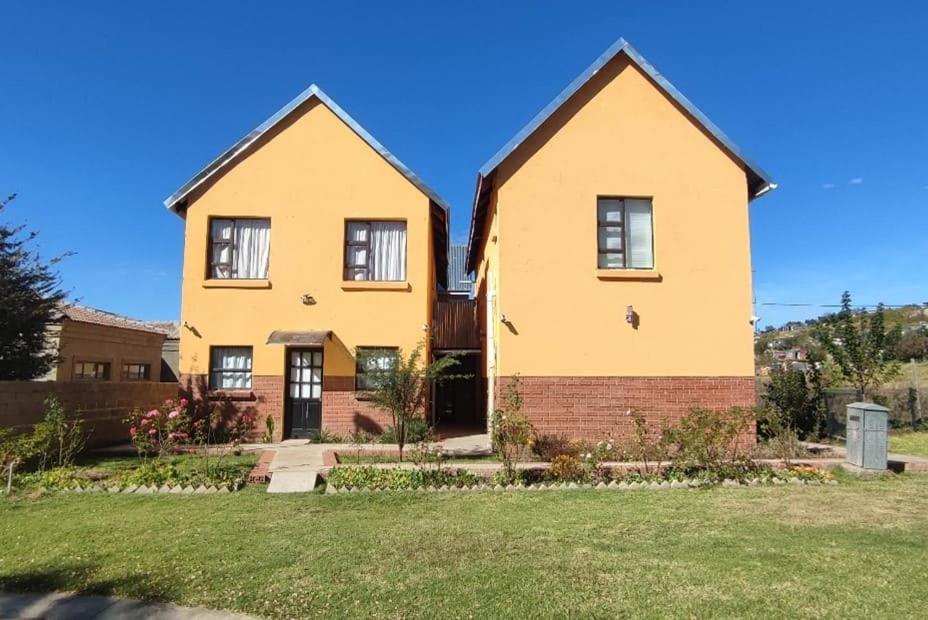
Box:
0, 193, 69, 379
893, 328, 928, 362
813, 291, 900, 400
762, 365, 826, 439
359, 341, 458, 461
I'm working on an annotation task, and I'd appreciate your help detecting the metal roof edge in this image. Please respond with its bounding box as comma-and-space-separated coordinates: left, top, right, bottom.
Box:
476, 37, 775, 197
162, 83, 450, 213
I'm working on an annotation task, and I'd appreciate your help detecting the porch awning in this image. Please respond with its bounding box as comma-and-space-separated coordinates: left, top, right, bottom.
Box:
266, 330, 331, 345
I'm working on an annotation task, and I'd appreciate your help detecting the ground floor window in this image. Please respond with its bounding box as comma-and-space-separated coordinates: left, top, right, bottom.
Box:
209, 346, 253, 389
355, 347, 398, 390
74, 360, 110, 381
122, 363, 151, 381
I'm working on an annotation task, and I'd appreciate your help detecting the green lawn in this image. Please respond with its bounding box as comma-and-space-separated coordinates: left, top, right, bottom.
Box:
889, 431, 928, 458
2, 475, 928, 619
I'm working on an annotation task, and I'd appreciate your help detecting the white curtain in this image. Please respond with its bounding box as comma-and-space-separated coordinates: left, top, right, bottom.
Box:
210, 219, 234, 278
212, 347, 252, 389
235, 220, 271, 279
625, 199, 654, 269
370, 222, 406, 281
345, 223, 370, 280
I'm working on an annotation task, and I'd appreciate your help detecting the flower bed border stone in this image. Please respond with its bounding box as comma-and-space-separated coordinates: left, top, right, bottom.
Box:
46, 478, 246, 495
324, 477, 838, 495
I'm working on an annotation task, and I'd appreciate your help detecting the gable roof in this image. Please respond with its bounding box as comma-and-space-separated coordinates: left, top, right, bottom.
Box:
467, 37, 776, 271
59, 303, 168, 337
163, 84, 450, 214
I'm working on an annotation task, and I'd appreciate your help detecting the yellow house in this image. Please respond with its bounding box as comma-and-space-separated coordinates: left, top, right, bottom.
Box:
466, 38, 775, 439
164, 85, 450, 440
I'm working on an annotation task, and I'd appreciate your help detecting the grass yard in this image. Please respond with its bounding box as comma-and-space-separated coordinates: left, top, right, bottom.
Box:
2, 475, 927, 619
889, 431, 928, 458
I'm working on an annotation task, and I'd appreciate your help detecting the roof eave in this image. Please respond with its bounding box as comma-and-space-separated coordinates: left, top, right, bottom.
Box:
162, 84, 450, 215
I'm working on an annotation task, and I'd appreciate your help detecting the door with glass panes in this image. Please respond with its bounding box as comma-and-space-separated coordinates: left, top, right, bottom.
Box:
286, 348, 323, 438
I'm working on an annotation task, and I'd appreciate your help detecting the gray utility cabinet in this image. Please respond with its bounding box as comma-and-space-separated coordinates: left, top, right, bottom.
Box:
845, 402, 889, 470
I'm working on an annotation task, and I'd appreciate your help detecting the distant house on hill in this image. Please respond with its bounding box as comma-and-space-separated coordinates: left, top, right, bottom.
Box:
41, 304, 169, 383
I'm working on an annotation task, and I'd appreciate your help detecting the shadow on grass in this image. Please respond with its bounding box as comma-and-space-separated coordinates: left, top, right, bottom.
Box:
0, 560, 179, 603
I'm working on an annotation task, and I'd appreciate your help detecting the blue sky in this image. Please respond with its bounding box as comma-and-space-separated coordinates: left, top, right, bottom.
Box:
2, 1, 926, 328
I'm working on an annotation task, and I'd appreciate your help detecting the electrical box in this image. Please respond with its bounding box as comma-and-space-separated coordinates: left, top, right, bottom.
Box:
845, 402, 889, 470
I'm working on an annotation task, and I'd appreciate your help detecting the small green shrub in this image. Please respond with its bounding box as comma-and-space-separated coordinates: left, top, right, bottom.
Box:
263, 416, 275, 443
33, 396, 85, 470
492, 376, 534, 484
544, 454, 587, 483
663, 406, 754, 473
326, 466, 480, 490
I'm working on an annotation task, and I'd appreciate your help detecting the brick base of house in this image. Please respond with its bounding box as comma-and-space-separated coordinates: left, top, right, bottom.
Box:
178, 373, 392, 441
495, 376, 757, 442
321, 376, 394, 436
179, 374, 285, 442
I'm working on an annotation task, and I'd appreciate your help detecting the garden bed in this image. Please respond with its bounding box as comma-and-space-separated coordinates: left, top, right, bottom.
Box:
12, 453, 258, 495
322, 462, 836, 493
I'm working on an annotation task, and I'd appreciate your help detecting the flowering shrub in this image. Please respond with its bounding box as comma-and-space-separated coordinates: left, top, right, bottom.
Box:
545, 454, 587, 483
125, 398, 191, 458
492, 376, 534, 484
410, 441, 446, 473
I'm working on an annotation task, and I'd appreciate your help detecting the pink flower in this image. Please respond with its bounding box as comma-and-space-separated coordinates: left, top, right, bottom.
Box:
129, 427, 137, 437
146, 409, 160, 418
148, 428, 157, 435
180, 398, 189, 407
168, 410, 179, 419
140, 419, 150, 427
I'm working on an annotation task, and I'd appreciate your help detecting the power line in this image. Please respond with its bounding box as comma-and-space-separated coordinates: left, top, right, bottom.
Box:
758, 302, 928, 309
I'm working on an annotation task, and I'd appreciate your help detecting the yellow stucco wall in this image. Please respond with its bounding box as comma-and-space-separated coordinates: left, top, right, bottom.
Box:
481, 55, 755, 377
178, 98, 434, 380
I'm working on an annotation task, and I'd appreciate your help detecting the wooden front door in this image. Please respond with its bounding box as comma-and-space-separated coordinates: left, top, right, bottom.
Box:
286, 348, 323, 438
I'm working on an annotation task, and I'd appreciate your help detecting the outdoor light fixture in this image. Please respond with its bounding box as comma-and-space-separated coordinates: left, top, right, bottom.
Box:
625, 305, 635, 324
301, 294, 316, 305
500, 313, 509, 323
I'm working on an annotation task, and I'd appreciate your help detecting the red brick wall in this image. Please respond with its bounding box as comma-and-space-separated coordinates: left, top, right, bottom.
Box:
495, 376, 756, 442
321, 376, 393, 436
179, 373, 394, 440
179, 374, 284, 442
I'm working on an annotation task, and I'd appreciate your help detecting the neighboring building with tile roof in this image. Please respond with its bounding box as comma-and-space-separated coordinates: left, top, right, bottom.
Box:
40, 304, 168, 382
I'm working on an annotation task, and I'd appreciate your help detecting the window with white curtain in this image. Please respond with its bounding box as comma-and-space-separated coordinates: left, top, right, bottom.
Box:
209, 346, 253, 390
596, 198, 654, 269
355, 347, 398, 390
344, 221, 407, 281
209, 218, 271, 279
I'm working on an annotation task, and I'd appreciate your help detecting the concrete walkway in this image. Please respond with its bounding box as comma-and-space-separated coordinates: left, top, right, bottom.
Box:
0, 591, 258, 619
257, 434, 491, 493
802, 441, 928, 472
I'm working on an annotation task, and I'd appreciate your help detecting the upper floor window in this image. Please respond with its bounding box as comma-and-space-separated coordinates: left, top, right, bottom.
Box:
209, 346, 253, 390
75, 360, 110, 381
209, 218, 271, 279
355, 347, 398, 390
122, 363, 151, 381
597, 198, 654, 269
344, 221, 407, 281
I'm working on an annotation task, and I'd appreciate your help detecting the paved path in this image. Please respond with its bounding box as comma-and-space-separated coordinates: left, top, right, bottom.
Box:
802, 441, 928, 472
256, 434, 492, 493
0, 591, 258, 619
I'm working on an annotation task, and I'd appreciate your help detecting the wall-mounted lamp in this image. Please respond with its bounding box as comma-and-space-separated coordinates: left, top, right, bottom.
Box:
625, 305, 635, 324
500, 313, 508, 324
301, 294, 316, 306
